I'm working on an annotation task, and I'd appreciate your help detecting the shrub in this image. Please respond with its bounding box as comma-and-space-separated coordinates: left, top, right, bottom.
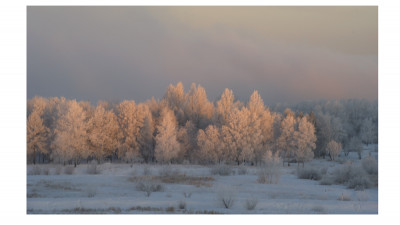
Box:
183, 192, 192, 198
210, 164, 234, 176
337, 192, 352, 201
219, 191, 235, 209
326, 140, 342, 161
244, 197, 258, 210
178, 200, 186, 210
257, 151, 281, 184
64, 166, 75, 175
87, 160, 100, 174
330, 164, 372, 190
136, 182, 164, 197
257, 166, 281, 184
297, 167, 322, 181
362, 156, 378, 175
347, 174, 372, 190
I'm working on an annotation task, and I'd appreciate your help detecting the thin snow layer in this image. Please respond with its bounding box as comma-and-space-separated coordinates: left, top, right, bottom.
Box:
27, 150, 377, 214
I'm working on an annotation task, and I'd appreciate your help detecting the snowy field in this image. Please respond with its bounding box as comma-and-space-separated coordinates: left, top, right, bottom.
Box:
27, 146, 378, 214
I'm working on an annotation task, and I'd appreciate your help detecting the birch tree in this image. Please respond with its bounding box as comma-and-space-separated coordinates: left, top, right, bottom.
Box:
53, 100, 89, 166
163, 82, 187, 126
294, 117, 317, 167
197, 125, 224, 164
360, 117, 375, 146
116, 100, 144, 162
277, 113, 297, 166
154, 107, 180, 163
326, 140, 342, 161
88, 105, 120, 162
215, 88, 235, 126
138, 105, 155, 163
27, 110, 49, 164
185, 83, 214, 129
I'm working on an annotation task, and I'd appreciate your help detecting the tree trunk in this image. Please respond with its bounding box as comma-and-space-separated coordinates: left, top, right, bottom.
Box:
33, 148, 36, 165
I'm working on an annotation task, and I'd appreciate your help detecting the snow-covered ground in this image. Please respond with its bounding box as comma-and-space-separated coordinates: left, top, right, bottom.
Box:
27, 146, 378, 214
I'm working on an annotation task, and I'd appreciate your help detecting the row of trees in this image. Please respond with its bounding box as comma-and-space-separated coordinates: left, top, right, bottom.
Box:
273, 98, 378, 159
27, 82, 378, 166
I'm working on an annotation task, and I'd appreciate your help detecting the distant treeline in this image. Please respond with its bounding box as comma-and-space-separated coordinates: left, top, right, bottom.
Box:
27, 82, 377, 166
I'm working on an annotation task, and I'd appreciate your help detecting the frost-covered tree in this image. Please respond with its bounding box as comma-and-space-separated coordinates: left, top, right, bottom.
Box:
315, 113, 346, 158
197, 125, 224, 164
154, 107, 180, 163
221, 107, 262, 164
294, 117, 316, 167
184, 83, 214, 129
116, 100, 144, 162
182, 121, 198, 161
277, 113, 297, 166
215, 88, 235, 126
138, 105, 155, 163
88, 104, 121, 162
27, 110, 49, 164
326, 140, 342, 161
360, 117, 375, 146
247, 91, 273, 164
53, 100, 89, 166
163, 82, 187, 126
346, 136, 363, 159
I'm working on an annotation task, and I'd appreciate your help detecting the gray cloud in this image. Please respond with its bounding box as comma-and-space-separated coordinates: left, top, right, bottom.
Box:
27, 6, 377, 105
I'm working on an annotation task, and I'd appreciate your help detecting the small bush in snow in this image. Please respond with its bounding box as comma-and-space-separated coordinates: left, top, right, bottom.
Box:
331, 164, 371, 190
64, 166, 75, 175
257, 151, 281, 184
220, 195, 234, 209
136, 182, 164, 197
362, 156, 378, 175
237, 166, 248, 175
244, 197, 258, 210
297, 167, 322, 181
87, 160, 100, 174
178, 200, 186, 210
183, 191, 192, 198
218, 190, 235, 209
210, 164, 234, 176
337, 192, 352, 201
347, 173, 372, 190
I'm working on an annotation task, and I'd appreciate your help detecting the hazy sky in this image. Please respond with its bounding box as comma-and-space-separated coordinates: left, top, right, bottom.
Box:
27, 6, 377, 105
